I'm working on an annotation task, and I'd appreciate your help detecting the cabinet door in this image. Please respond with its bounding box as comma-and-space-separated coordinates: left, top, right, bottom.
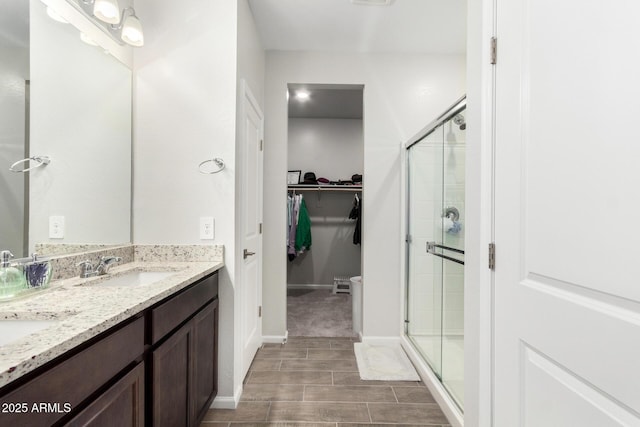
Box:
65, 362, 144, 427
191, 300, 218, 426
152, 323, 191, 427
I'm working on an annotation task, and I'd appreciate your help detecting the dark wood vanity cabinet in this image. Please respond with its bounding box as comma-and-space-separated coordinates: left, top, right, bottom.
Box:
0, 271, 219, 427
151, 274, 219, 427
65, 362, 145, 427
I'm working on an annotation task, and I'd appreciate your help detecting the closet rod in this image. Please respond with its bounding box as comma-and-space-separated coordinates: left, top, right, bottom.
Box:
287, 185, 362, 193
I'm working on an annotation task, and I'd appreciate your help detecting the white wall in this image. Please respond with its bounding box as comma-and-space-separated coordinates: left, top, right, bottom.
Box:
134, 0, 264, 406
263, 51, 466, 338
30, 0, 131, 251
133, 0, 239, 401
288, 118, 363, 181
287, 118, 363, 286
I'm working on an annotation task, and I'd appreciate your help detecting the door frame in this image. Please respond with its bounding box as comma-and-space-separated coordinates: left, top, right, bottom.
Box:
238, 79, 264, 379
464, 0, 496, 426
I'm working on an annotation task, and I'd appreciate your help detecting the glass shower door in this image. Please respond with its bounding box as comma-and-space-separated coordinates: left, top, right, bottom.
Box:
405, 99, 466, 411
440, 114, 465, 408
406, 123, 445, 378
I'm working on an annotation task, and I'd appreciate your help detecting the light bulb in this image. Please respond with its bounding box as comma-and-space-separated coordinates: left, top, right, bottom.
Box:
121, 13, 144, 47
93, 0, 121, 25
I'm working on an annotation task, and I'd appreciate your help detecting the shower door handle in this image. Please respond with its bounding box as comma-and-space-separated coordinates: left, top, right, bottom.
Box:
243, 249, 256, 259
426, 242, 465, 265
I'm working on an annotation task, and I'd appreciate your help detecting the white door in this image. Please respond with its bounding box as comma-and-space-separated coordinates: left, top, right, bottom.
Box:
240, 80, 263, 378
494, 1, 640, 425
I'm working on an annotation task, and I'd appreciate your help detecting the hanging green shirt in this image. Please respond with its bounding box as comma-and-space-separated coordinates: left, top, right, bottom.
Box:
295, 198, 312, 252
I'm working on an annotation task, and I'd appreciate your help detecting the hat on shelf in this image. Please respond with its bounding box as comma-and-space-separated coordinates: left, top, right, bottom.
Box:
352, 174, 362, 183
303, 172, 318, 184
317, 177, 330, 184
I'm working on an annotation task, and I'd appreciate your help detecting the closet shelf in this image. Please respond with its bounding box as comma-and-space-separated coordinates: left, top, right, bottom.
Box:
288, 185, 362, 192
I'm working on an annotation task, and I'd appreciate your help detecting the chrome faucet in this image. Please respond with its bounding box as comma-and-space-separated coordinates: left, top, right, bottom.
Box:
76, 256, 122, 278
95, 256, 122, 275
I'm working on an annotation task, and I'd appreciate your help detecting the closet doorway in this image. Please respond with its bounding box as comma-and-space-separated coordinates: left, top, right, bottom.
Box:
286, 84, 364, 338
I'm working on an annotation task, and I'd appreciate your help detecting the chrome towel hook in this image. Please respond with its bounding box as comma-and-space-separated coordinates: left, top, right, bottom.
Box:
198, 157, 225, 174
9, 156, 51, 173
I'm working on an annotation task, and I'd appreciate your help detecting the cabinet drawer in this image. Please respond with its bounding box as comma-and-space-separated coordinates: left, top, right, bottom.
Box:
64, 362, 144, 427
0, 317, 144, 427
151, 273, 218, 344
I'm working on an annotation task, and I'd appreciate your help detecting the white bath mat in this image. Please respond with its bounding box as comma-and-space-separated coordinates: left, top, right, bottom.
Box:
354, 343, 420, 381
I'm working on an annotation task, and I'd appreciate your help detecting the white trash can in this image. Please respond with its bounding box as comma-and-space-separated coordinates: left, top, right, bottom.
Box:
350, 276, 362, 335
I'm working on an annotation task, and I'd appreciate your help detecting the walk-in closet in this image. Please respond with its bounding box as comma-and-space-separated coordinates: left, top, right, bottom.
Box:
286, 84, 364, 337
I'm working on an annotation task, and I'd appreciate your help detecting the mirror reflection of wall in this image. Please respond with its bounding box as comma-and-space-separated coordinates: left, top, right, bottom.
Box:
0, 0, 133, 257
0, 1, 30, 257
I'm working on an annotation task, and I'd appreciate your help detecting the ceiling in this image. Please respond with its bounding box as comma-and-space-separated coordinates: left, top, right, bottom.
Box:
288, 84, 364, 119
248, 0, 467, 54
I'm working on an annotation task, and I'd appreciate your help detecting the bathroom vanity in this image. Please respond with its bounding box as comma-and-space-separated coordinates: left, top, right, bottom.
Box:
0, 250, 223, 427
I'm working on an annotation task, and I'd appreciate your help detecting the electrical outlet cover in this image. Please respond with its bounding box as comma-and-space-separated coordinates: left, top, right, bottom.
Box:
49, 216, 65, 239
199, 217, 214, 240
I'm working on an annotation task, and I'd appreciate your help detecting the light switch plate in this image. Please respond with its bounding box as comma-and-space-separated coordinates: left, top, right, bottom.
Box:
199, 217, 214, 240
49, 216, 65, 239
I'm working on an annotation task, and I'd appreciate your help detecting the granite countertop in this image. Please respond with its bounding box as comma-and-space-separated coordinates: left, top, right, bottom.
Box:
0, 259, 224, 389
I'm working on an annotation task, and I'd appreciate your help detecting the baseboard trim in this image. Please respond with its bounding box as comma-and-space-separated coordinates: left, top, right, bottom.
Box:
401, 335, 463, 427
263, 333, 288, 344
211, 386, 242, 409
287, 284, 333, 290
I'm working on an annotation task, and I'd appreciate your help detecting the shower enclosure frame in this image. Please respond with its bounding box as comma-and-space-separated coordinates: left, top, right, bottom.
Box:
404, 95, 466, 412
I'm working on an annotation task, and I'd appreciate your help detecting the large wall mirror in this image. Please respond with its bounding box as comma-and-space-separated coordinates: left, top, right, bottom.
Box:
1, 0, 132, 258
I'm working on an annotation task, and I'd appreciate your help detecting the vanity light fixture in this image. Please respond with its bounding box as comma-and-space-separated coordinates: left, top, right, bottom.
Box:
118, 8, 144, 47
77, 0, 144, 47
91, 0, 121, 24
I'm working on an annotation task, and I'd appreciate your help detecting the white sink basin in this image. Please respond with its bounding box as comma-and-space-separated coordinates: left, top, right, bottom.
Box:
0, 320, 57, 347
89, 271, 176, 288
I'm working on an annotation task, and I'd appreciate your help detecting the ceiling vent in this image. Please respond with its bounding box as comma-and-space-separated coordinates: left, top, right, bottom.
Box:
350, 0, 395, 6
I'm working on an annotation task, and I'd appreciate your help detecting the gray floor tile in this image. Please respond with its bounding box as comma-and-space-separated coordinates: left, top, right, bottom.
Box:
280, 359, 358, 372
241, 384, 305, 401
263, 341, 331, 349
229, 424, 337, 427
368, 403, 449, 425
256, 348, 308, 359
393, 386, 437, 403
202, 402, 270, 422
268, 402, 370, 423
304, 385, 396, 403
337, 424, 448, 427
250, 359, 283, 371
307, 349, 355, 360
329, 341, 355, 350
332, 372, 421, 387
247, 371, 333, 385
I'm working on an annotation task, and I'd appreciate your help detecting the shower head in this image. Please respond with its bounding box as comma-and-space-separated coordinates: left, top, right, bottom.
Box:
453, 114, 466, 130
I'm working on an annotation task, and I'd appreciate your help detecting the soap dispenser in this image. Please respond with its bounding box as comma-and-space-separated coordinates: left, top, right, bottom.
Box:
24, 253, 52, 289
0, 250, 27, 299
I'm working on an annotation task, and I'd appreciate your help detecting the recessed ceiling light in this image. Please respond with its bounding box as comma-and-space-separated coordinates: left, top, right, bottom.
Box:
295, 90, 311, 101
350, 0, 395, 6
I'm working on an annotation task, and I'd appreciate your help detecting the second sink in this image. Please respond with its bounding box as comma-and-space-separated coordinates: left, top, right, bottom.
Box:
81, 270, 176, 288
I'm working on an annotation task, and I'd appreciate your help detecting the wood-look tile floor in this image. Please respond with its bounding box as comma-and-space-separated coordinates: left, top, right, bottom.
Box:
201, 337, 451, 427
